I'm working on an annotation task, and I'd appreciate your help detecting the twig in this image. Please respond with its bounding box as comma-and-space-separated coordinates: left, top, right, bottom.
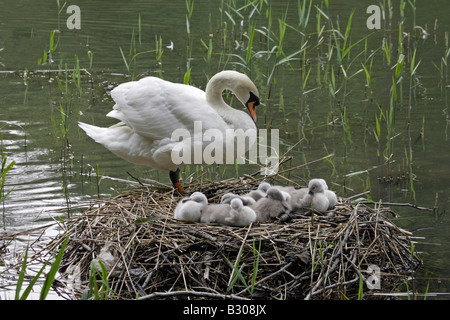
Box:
137, 290, 249, 300
358, 201, 434, 212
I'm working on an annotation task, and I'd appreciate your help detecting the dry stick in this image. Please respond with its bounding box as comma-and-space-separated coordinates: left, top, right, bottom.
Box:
358, 200, 433, 212
235, 262, 293, 296
278, 153, 335, 175
305, 209, 356, 300
310, 275, 360, 298
138, 290, 249, 300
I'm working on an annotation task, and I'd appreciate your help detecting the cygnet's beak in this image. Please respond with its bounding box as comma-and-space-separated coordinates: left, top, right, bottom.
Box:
246, 92, 260, 123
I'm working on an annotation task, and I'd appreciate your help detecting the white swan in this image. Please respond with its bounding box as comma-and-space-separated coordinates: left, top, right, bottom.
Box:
174, 191, 208, 222
78, 71, 260, 192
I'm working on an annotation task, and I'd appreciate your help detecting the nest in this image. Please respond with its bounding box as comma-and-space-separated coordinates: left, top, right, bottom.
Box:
49, 176, 421, 300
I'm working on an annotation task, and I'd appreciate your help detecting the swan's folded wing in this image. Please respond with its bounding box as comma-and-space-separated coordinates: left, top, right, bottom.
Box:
108, 77, 226, 141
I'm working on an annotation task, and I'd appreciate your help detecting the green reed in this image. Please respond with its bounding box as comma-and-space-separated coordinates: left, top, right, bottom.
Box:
1, 144, 15, 229
14, 237, 68, 300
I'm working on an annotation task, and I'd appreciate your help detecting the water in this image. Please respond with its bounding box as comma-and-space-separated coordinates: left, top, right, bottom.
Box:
0, 0, 449, 299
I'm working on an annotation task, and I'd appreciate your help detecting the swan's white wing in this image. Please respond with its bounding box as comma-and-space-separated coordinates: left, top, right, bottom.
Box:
107, 77, 227, 141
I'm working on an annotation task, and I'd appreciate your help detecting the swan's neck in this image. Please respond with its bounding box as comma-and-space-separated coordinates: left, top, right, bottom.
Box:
205, 73, 250, 129
205, 76, 231, 109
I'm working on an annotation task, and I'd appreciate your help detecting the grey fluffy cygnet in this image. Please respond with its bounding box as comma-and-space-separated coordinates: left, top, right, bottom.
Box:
286, 187, 310, 210
246, 181, 271, 201
200, 198, 256, 227
300, 179, 330, 213
220, 193, 256, 206
174, 192, 208, 222
252, 187, 291, 222
227, 198, 257, 227
316, 178, 338, 209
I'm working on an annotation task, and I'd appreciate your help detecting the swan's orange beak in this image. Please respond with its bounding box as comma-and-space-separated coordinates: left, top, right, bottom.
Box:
246, 92, 260, 123
173, 181, 184, 193
246, 101, 257, 123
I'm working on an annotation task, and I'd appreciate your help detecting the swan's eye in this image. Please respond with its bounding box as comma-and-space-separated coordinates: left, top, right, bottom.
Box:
248, 92, 260, 106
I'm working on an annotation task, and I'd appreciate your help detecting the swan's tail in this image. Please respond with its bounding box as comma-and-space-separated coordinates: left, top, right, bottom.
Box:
78, 122, 108, 143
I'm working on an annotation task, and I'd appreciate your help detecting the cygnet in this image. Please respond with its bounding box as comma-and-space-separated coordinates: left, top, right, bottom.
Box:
220, 192, 256, 206
286, 187, 310, 210
200, 198, 256, 227
246, 181, 271, 201
200, 203, 233, 225
226, 198, 257, 227
299, 179, 329, 213
324, 189, 337, 209
315, 178, 338, 209
174, 191, 208, 222
252, 187, 291, 222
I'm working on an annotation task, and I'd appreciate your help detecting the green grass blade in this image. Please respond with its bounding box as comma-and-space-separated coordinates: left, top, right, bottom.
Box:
19, 260, 49, 300
39, 237, 68, 300
119, 47, 130, 73
15, 246, 28, 300
342, 10, 354, 56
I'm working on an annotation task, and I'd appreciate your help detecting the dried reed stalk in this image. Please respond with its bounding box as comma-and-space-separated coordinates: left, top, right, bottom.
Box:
44, 177, 420, 300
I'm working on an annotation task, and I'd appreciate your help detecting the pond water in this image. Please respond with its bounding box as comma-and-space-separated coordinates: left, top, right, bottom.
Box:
0, 0, 449, 299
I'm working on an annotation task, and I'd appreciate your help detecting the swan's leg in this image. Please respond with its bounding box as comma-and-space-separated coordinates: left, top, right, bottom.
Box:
169, 168, 184, 193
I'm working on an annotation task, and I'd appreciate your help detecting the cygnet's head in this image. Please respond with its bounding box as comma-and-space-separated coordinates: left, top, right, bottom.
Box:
317, 178, 328, 190
266, 187, 286, 201
190, 192, 208, 207
230, 198, 243, 211
220, 192, 237, 204
258, 182, 271, 193
308, 179, 326, 194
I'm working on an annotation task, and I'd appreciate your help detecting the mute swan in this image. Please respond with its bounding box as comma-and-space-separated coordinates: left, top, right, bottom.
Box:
174, 191, 208, 222
78, 70, 260, 192
252, 187, 291, 222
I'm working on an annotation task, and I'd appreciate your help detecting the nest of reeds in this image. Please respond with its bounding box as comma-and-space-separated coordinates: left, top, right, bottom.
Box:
51, 176, 421, 300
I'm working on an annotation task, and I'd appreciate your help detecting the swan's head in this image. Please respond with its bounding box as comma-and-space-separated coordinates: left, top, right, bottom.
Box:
207, 70, 260, 123
308, 179, 325, 194
234, 83, 260, 123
